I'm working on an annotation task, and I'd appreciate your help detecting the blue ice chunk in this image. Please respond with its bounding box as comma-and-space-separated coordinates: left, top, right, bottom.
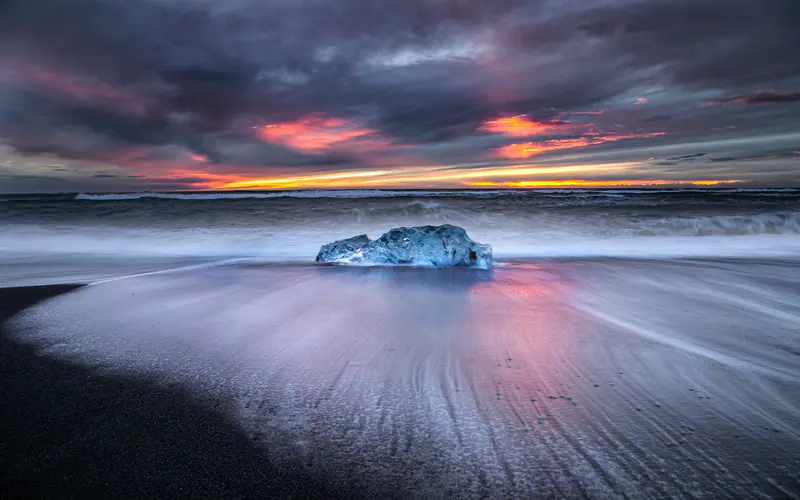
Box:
316, 234, 372, 264
316, 224, 493, 269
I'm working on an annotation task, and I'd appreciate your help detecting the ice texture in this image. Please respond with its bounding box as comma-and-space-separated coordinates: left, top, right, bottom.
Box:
316, 224, 493, 269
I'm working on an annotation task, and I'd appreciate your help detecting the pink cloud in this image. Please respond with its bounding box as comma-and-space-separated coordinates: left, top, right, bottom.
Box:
0, 64, 156, 114
254, 115, 392, 154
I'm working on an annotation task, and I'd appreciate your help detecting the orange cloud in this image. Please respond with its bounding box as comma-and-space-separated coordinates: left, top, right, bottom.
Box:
496, 132, 666, 159
634, 97, 647, 105
471, 180, 739, 188
254, 115, 388, 154
189, 153, 208, 162
480, 115, 575, 138
497, 138, 587, 158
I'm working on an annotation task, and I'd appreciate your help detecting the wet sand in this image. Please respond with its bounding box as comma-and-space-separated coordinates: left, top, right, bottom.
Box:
0, 284, 353, 498
3, 260, 800, 498
0, 253, 217, 287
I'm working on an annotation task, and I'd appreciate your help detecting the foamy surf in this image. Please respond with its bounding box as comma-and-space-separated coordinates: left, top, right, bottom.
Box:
1, 214, 798, 262
2, 189, 799, 286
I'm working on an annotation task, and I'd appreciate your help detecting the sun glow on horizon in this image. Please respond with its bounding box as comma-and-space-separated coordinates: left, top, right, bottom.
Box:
218, 163, 636, 189
471, 180, 740, 188
213, 161, 739, 190
221, 170, 395, 189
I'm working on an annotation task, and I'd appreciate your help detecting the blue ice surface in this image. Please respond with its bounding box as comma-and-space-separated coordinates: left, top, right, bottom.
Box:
316, 224, 494, 269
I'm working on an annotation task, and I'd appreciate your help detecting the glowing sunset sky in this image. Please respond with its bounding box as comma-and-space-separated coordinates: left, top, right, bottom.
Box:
0, 0, 799, 192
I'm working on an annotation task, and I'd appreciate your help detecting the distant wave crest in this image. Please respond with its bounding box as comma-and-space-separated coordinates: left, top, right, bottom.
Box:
72, 190, 515, 201
70, 187, 800, 202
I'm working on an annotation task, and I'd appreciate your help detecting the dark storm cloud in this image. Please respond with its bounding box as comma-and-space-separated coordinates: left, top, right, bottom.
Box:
0, 0, 798, 189
0, 170, 216, 192
708, 150, 798, 163
578, 0, 800, 88
710, 90, 800, 106
665, 153, 706, 162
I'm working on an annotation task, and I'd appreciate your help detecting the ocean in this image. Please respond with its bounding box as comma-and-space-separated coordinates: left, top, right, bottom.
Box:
2, 189, 800, 497
1, 188, 799, 270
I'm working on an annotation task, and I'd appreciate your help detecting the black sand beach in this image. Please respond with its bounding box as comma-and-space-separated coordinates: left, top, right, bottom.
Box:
2, 0, 799, 492
0, 285, 360, 499
3, 261, 799, 498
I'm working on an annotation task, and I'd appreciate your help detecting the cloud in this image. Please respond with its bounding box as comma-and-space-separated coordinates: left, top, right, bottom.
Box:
710, 90, 800, 105
0, 65, 157, 115
711, 155, 778, 163
665, 153, 706, 161
495, 132, 666, 159
479, 115, 578, 138
253, 115, 390, 154
471, 180, 738, 188
0, 0, 798, 190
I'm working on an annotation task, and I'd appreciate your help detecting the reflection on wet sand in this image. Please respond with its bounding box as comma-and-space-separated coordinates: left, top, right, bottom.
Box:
9, 261, 800, 498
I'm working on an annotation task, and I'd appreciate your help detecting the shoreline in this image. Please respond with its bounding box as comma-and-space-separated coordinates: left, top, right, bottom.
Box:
0, 284, 85, 324
0, 284, 358, 499
3, 261, 799, 498
5, 254, 800, 289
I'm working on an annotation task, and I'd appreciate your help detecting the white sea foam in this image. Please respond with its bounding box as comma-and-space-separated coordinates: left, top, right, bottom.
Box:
3, 191, 799, 286
2, 218, 799, 263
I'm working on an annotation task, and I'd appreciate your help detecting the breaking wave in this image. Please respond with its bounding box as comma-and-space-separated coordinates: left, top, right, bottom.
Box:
3, 189, 799, 267
628, 212, 800, 236
2, 212, 799, 262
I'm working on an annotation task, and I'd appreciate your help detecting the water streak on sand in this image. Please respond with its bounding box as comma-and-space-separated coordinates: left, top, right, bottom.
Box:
9, 261, 800, 498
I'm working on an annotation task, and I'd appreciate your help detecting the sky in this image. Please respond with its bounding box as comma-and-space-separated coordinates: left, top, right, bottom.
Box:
1, 0, 799, 192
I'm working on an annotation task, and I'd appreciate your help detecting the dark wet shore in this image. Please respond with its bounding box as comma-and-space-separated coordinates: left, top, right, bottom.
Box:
0, 285, 364, 499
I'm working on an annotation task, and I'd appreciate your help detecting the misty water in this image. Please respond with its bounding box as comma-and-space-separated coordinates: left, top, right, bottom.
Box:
2, 189, 800, 497
1, 189, 799, 272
